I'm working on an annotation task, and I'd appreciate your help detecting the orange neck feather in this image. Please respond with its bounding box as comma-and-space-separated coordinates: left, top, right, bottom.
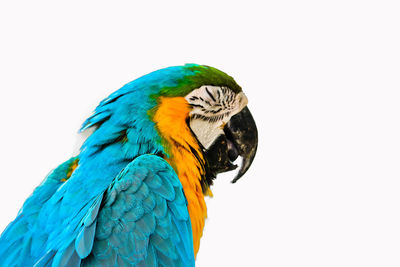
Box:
152, 96, 207, 256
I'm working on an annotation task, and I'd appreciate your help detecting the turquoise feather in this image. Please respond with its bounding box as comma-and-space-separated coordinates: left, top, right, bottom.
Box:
83, 155, 194, 266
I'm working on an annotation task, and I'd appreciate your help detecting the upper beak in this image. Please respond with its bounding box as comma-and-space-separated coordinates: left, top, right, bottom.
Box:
224, 107, 258, 183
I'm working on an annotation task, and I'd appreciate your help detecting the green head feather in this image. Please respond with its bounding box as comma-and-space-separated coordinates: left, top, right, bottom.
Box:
158, 64, 242, 97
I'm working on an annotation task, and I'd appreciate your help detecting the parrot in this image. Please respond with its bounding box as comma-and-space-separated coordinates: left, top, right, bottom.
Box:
0, 64, 258, 266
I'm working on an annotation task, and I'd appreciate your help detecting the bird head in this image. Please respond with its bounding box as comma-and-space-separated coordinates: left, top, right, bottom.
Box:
148, 64, 258, 189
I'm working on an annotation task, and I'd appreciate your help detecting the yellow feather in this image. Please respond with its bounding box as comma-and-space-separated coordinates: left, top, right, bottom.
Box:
153, 96, 207, 256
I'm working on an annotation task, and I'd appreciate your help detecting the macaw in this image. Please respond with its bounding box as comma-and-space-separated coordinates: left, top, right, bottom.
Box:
0, 64, 258, 266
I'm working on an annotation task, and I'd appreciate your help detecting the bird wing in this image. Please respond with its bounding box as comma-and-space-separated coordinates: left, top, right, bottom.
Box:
0, 154, 194, 267
1, 154, 194, 267
82, 154, 195, 266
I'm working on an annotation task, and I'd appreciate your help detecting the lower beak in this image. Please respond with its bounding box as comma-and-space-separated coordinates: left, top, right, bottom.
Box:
224, 107, 258, 183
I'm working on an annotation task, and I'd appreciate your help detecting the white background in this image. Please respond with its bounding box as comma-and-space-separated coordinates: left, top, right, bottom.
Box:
0, 1, 399, 266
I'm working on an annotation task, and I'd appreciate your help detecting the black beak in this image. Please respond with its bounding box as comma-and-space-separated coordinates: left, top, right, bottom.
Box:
203, 107, 258, 187
224, 107, 258, 183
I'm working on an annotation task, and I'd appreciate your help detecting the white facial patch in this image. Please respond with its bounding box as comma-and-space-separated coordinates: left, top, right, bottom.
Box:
185, 85, 248, 149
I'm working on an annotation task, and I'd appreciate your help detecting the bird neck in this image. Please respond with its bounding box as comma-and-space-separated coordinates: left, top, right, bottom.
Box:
152, 96, 208, 256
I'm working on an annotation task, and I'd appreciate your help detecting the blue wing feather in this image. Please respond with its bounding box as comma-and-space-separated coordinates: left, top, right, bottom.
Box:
0, 155, 194, 266
83, 154, 195, 266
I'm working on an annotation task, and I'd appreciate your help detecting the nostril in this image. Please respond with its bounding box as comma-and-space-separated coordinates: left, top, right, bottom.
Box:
227, 139, 239, 162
